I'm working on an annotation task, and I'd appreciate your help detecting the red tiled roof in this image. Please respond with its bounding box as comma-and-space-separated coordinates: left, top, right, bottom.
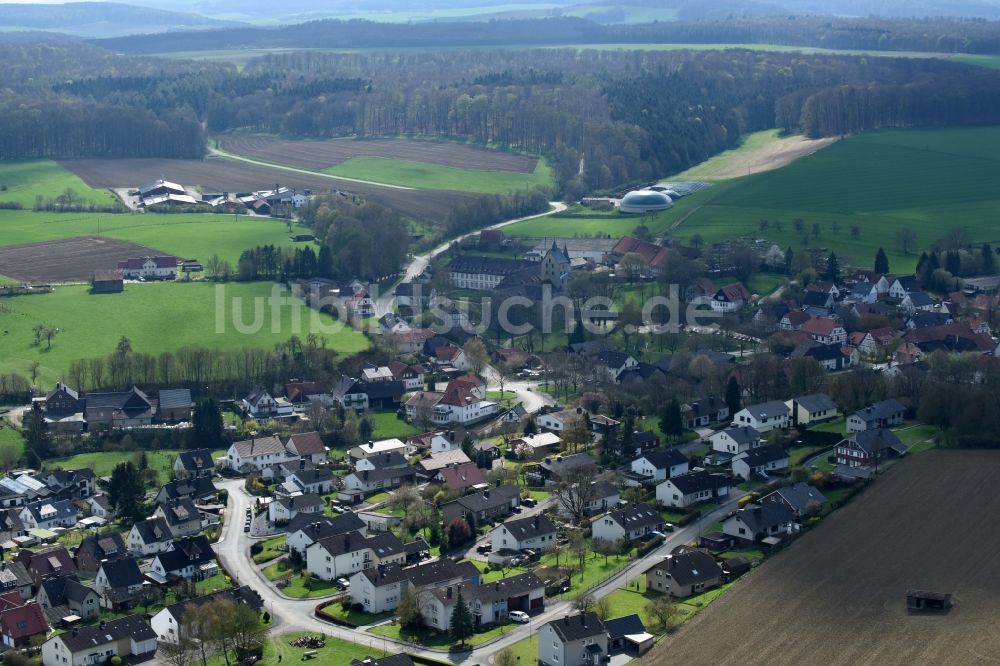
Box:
720, 283, 751, 303
434, 346, 462, 361
436, 463, 485, 491
117, 255, 177, 270
287, 431, 326, 456
0, 601, 47, 641
801, 317, 841, 337
782, 311, 811, 326
393, 329, 435, 345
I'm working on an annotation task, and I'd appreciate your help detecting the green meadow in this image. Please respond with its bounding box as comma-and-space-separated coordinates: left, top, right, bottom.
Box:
0, 160, 117, 208
0, 282, 369, 386
324, 155, 553, 193
0, 209, 304, 266
505, 126, 1000, 274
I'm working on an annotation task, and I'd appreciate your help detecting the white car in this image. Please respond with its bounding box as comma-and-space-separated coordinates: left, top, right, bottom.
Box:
509, 611, 530, 624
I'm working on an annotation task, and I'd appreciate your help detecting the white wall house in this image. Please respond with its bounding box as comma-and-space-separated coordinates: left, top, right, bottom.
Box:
489, 515, 557, 553
709, 426, 762, 455
732, 400, 790, 433
226, 436, 291, 472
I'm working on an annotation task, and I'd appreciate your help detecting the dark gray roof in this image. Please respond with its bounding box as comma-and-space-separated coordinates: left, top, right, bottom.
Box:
604, 613, 647, 641
23, 498, 77, 523
40, 575, 96, 606
735, 445, 789, 467
668, 471, 730, 495
83, 386, 152, 414
175, 449, 215, 474
58, 614, 155, 652
350, 655, 415, 666
404, 558, 480, 588
350, 466, 416, 484
906, 291, 935, 307
77, 531, 126, 562
162, 586, 262, 624
802, 290, 832, 308
646, 549, 722, 587
465, 572, 543, 605
159, 498, 200, 526
592, 479, 619, 498
132, 517, 172, 544
154, 536, 215, 573
731, 503, 796, 532
287, 512, 365, 540
719, 426, 761, 446
605, 502, 661, 531
540, 452, 597, 476
853, 399, 906, 423
637, 449, 688, 470
740, 400, 788, 420
453, 484, 520, 513
793, 393, 837, 414
289, 468, 333, 486
500, 514, 556, 541
359, 563, 408, 587
159, 388, 193, 410
403, 538, 429, 556
596, 350, 632, 369
276, 493, 323, 511
448, 255, 532, 276
359, 452, 409, 470
766, 483, 828, 514
158, 476, 216, 501
99, 557, 143, 589
687, 396, 728, 418
549, 612, 606, 642
846, 429, 908, 455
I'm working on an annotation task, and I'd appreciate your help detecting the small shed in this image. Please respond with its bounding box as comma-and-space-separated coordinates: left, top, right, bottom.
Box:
907, 590, 952, 613
92, 270, 124, 294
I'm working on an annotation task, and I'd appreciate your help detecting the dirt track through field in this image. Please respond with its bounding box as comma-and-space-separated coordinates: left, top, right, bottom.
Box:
0, 236, 165, 282
217, 135, 539, 173
59, 156, 478, 221
640, 450, 1000, 666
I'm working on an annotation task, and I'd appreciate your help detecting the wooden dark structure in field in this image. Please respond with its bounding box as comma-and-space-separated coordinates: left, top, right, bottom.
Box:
92, 269, 123, 293
906, 590, 952, 613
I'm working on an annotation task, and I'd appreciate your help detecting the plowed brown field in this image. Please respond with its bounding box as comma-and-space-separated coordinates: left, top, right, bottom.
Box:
640, 450, 1000, 666
217, 135, 538, 173
59, 156, 477, 221
0, 237, 164, 282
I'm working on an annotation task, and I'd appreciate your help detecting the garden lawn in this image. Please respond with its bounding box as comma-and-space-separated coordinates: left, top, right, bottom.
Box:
270, 633, 388, 666
605, 580, 663, 629
893, 423, 940, 454
320, 600, 393, 626
0, 209, 305, 266
0, 160, 117, 208
194, 572, 231, 595
252, 534, 287, 564
506, 634, 538, 665
0, 427, 25, 460
44, 450, 194, 482
810, 417, 846, 435
368, 617, 518, 648
788, 445, 826, 466
367, 410, 419, 440
0, 282, 368, 386
325, 156, 553, 194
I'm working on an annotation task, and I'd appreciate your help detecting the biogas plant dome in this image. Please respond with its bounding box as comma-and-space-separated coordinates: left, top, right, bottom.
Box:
619, 189, 673, 214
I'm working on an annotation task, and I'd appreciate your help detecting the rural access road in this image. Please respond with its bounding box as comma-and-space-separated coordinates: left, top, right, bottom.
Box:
208, 145, 417, 191
212, 477, 743, 665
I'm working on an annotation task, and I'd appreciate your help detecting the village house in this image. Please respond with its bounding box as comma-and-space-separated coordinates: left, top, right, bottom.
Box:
84, 386, 156, 428
778, 310, 812, 331
534, 452, 598, 486
0, 562, 32, 600
433, 462, 485, 493
349, 438, 409, 462
800, 317, 847, 345
37, 575, 101, 621
423, 572, 545, 632
157, 388, 193, 422
722, 503, 797, 546
37, 468, 96, 501
19, 547, 77, 586
241, 386, 294, 420
847, 399, 906, 432
710, 282, 751, 312
127, 517, 173, 556
284, 466, 335, 495
149, 536, 216, 582
786, 393, 839, 426
683, 396, 730, 429
732, 400, 790, 432
629, 450, 690, 484
94, 558, 145, 609
656, 471, 731, 508
349, 559, 481, 614
536, 407, 586, 433
306, 532, 406, 582
761, 482, 828, 518
154, 498, 202, 538
173, 449, 216, 479
151, 587, 262, 645
341, 462, 417, 502
836, 429, 909, 468
42, 614, 157, 666
286, 512, 367, 557
227, 435, 290, 472
117, 255, 178, 280
539, 613, 608, 666
0, 595, 49, 648
644, 549, 723, 598
19, 498, 78, 530
155, 476, 217, 505
709, 426, 762, 456
592, 503, 663, 543
556, 479, 621, 518
441, 485, 521, 527
448, 255, 534, 291
490, 514, 557, 553
732, 445, 790, 481
512, 432, 563, 459
594, 351, 639, 383
74, 532, 128, 576
414, 449, 472, 479
285, 431, 328, 464
268, 493, 324, 524
388, 360, 425, 391
284, 381, 328, 407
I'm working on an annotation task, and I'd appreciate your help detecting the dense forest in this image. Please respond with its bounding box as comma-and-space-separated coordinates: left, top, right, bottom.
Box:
5, 31, 1000, 193
96, 15, 1000, 55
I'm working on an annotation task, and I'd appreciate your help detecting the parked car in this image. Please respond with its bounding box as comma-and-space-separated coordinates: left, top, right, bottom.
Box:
476, 544, 492, 554
521, 497, 537, 508
509, 611, 530, 624
243, 523, 251, 533
336, 578, 350, 589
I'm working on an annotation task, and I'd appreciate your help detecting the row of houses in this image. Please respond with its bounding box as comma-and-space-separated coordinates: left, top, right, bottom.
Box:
40, 382, 193, 432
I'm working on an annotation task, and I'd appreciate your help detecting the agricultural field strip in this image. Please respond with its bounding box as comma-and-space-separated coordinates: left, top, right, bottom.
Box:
643, 450, 1000, 665
0, 237, 165, 283
217, 135, 538, 173
208, 146, 415, 190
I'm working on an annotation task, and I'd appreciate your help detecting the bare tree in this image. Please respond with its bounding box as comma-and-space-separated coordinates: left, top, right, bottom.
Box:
895, 228, 918, 255
553, 464, 599, 526
572, 590, 595, 613
159, 637, 199, 666
593, 595, 612, 619
644, 596, 678, 632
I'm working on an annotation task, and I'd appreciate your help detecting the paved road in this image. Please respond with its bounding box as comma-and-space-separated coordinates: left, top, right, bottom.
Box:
212, 477, 743, 664
374, 201, 568, 319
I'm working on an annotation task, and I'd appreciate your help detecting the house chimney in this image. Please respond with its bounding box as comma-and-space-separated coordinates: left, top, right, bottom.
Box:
446, 586, 453, 599
533, 516, 539, 530
483, 490, 489, 499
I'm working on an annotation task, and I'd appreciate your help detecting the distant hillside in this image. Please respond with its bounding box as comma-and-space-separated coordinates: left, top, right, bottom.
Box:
0, 2, 246, 37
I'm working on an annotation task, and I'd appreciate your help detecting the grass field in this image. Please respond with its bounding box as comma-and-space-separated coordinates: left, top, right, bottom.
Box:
0, 426, 25, 460
0, 282, 369, 386
44, 448, 227, 479
667, 130, 837, 181
669, 126, 1000, 273
269, 633, 387, 666
324, 155, 552, 193
0, 209, 303, 266
367, 411, 419, 440
641, 450, 1000, 665
0, 160, 117, 208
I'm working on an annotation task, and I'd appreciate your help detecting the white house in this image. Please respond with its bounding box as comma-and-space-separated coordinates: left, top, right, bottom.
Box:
127, 517, 173, 556
709, 426, 762, 456
656, 471, 731, 508
591, 503, 663, 543
286, 513, 367, 557
19, 499, 77, 530
285, 431, 328, 464
42, 615, 157, 666
240, 386, 294, 420
349, 438, 409, 462
732, 445, 790, 481
539, 613, 608, 666
151, 587, 262, 645
149, 536, 215, 581
536, 407, 585, 433
732, 400, 790, 433
349, 565, 408, 614
490, 514, 557, 553
512, 432, 563, 459
226, 435, 291, 472
710, 283, 751, 313
847, 399, 906, 432
629, 450, 689, 483
430, 430, 465, 453
800, 317, 847, 345
268, 493, 323, 524
722, 503, 797, 547
117, 255, 177, 279
786, 394, 838, 426
305, 532, 406, 582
